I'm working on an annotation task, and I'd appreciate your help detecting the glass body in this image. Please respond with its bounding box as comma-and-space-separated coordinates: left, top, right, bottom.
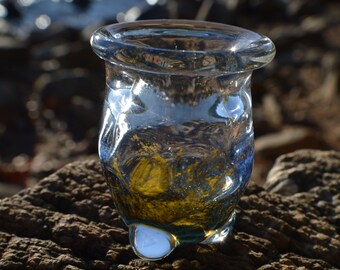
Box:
91, 20, 275, 260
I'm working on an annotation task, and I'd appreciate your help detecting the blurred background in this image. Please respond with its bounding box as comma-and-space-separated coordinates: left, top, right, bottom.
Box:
0, 0, 339, 197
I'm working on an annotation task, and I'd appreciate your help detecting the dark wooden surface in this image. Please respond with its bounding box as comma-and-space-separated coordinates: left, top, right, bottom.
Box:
0, 150, 339, 269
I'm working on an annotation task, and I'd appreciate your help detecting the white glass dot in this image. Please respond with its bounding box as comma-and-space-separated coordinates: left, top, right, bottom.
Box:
129, 224, 178, 260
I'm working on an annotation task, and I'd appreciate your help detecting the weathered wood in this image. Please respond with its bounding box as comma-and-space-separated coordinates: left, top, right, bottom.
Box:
0, 150, 339, 269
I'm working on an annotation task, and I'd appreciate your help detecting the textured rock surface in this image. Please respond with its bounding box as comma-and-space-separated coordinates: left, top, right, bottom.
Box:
0, 150, 339, 269
255, 128, 325, 159
265, 149, 340, 194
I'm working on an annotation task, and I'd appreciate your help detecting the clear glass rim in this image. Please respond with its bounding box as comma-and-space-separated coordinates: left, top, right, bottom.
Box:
91, 19, 276, 75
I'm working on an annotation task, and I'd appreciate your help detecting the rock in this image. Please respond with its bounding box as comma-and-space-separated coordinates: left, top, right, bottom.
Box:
32, 41, 103, 71
29, 132, 98, 181
317, 54, 338, 102
0, 232, 86, 270
255, 127, 325, 159
0, 154, 31, 188
0, 36, 28, 63
0, 182, 23, 198
0, 151, 339, 269
286, 0, 327, 17
0, 81, 22, 112
324, 23, 340, 49
0, 81, 36, 160
33, 69, 103, 141
301, 16, 327, 33
265, 149, 340, 195
262, 94, 283, 129
34, 69, 102, 103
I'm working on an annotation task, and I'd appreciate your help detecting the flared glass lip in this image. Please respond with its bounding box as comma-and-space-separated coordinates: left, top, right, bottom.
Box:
91, 19, 275, 75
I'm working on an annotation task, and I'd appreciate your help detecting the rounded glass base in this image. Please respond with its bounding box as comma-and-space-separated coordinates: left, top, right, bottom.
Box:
129, 223, 179, 261
128, 211, 236, 260
201, 210, 236, 244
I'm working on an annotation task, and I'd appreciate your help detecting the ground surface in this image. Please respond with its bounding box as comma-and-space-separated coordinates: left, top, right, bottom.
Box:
0, 150, 339, 269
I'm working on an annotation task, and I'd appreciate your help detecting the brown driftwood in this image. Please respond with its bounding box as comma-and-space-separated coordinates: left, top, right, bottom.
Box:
0, 150, 339, 269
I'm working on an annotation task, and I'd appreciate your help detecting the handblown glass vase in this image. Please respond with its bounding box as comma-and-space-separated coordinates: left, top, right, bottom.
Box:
91, 20, 275, 261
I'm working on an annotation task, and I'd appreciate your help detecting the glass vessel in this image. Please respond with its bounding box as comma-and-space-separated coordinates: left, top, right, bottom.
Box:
91, 20, 275, 261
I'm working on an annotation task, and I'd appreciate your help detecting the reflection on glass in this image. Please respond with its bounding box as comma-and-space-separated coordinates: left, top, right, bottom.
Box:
91, 20, 275, 260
